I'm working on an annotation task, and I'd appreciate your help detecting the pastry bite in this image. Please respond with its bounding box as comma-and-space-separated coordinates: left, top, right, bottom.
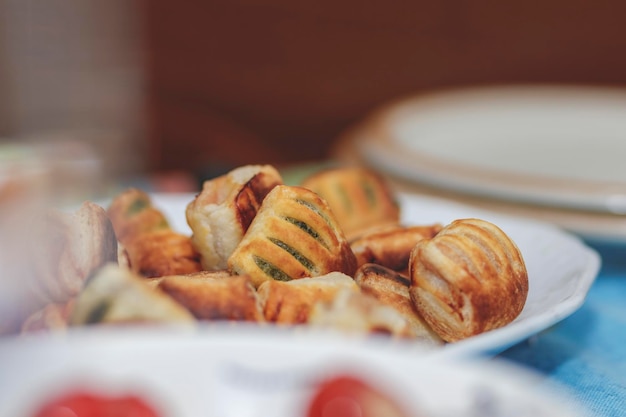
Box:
308, 288, 414, 338
122, 230, 202, 278
70, 264, 195, 326
107, 188, 170, 245
257, 272, 359, 324
186, 164, 283, 270
300, 166, 400, 239
228, 185, 358, 287
157, 271, 263, 322
354, 263, 443, 345
108, 188, 202, 277
350, 223, 443, 272
408, 218, 529, 342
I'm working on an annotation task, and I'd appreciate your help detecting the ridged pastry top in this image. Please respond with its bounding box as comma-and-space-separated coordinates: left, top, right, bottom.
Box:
228, 185, 357, 287
300, 166, 399, 239
409, 218, 528, 342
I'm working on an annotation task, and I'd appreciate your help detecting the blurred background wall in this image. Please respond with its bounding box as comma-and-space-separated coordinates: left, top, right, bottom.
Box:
0, 0, 146, 181
2, 1, 626, 180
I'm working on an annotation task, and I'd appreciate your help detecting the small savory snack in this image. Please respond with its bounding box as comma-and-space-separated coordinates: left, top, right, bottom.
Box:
157, 271, 263, 322
70, 264, 195, 326
108, 189, 202, 277
122, 230, 202, 278
308, 288, 414, 338
300, 166, 400, 239
257, 272, 359, 324
408, 218, 529, 342
228, 185, 358, 287
107, 188, 170, 245
354, 263, 443, 345
350, 223, 442, 272
186, 164, 283, 270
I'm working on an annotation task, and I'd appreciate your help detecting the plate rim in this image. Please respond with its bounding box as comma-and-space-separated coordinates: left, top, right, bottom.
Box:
356, 84, 626, 214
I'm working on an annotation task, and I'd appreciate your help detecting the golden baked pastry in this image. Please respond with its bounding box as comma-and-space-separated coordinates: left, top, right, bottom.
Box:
257, 272, 359, 324
308, 288, 414, 338
186, 164, 283, 270
350, 223, 442, 272
228, 185, 357, 287
107, 188, 170, 245
354, 263, 443, 345
157, 272, 263, 322
408, 218, 528, 342
108, 188, 202, 277
70, 264, 195, 326
300, 166, 399, 239
122, 230, 202, 278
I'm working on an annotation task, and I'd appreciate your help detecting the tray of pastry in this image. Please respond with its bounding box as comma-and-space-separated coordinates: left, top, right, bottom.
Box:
1, 164, 600, 358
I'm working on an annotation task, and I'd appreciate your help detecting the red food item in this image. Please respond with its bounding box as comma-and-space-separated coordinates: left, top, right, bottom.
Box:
33, 391, 161, 417
306, 374, 411, 417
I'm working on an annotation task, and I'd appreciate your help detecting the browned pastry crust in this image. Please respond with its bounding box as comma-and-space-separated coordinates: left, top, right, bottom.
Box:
107, 188, 170, 246
108, 188, 202, 277
228, 185, 358, 287
122, 230, 202, 278
157, 272, 263, 322
309, 288, 416, 338
70, 264, 195, 325
256, 272, 359, 324
300, 166, 400, 239
186, 165, 283, 270
354, 263, 444, 345
350, 223, 443, 272
408, 218, 529, 342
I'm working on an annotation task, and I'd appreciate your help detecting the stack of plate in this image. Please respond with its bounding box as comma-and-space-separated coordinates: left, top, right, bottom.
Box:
335, 84, 626, 245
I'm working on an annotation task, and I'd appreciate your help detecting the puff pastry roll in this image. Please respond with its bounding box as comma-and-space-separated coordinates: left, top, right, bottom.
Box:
300, 166, 400, 239
257, 272, 359, 324
108, 188, 202, 277
157, 272, 263, 322
228, 185, 357, 287
186, 164, 283, 270
70, 264, 194, 326
408, 218, 528, 342
354, 263, 443, 345
350, 223, 442, 272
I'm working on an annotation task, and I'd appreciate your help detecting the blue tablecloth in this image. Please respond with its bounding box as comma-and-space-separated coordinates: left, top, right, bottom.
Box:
501, 241, 626, 417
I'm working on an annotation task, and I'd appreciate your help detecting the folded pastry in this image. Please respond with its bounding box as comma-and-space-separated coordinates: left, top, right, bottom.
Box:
308, 288, 414, 339
350, 223, 442, 272
157, 271, 263, 322
107, 188, 170, 245
228, 185, 357, 287
186, 164, 283, 270
408, 218, 528, 342
257, 272, 359, 324
354, 263, 443, 345
300, 166, 400, 239
122, 230, 202, 278
70, 264, 195, 326
108, 188, 202, 277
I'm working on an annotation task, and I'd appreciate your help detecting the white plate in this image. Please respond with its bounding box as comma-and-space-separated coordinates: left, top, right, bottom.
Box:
0, 326, 587, 417
355, 85, 626, 214
148, 191, 600, 358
